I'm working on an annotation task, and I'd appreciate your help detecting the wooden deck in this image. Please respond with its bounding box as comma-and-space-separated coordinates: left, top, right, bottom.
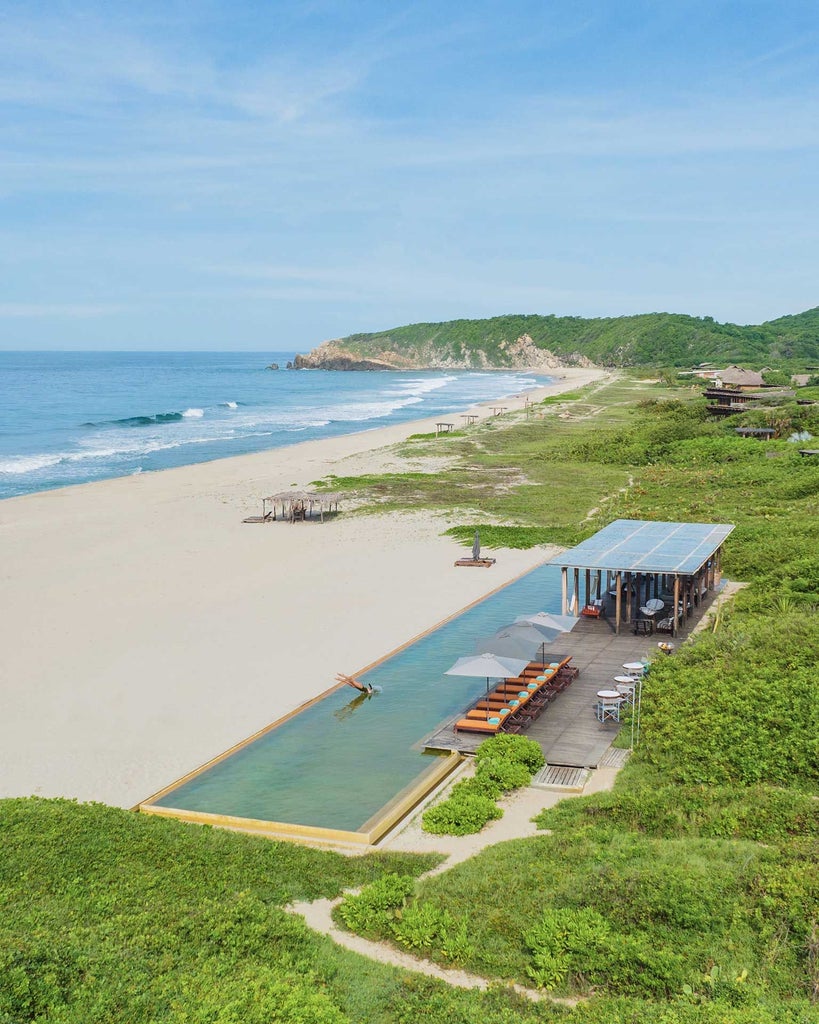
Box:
423, 590, 717, 767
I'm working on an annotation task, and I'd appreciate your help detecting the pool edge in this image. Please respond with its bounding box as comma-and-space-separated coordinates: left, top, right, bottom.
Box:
138, 750, 462, 847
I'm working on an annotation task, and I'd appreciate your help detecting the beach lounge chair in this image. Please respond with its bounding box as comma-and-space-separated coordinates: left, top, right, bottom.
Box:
454, 716, 505, 734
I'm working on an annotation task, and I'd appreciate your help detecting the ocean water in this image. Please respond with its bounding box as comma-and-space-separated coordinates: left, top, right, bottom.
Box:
0, 351, 551, 500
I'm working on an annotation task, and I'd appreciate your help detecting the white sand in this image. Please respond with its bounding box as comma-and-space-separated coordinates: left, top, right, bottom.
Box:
0, 368, 608, 809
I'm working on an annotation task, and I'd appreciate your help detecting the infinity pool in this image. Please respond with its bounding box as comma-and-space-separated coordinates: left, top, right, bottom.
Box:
150, 562, 564, 834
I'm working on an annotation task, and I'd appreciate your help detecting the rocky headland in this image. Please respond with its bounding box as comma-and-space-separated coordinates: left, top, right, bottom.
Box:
291, 334, 594, 371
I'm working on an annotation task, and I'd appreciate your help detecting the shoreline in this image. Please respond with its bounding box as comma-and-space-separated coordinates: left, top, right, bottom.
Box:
1, 365, 593, 508
1, 367, 609, 809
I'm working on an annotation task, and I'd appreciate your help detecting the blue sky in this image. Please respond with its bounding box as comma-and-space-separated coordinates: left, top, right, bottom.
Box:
1, 0, 817, 349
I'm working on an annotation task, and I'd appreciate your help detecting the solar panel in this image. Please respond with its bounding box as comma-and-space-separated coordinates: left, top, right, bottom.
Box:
549, 519, 734, 575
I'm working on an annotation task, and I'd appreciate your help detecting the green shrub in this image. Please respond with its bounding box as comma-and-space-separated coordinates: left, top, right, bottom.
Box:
336, 874, 416, 937
474, 756, 533, 792
534, 778, 819, 843
390, 902, 474, 962
450, 774, 503, 801
474, 734, 546, 774
421, 793, 503, 836
523, 905, 688, 996
421, 735, 544, 836
525, 906, 613, 990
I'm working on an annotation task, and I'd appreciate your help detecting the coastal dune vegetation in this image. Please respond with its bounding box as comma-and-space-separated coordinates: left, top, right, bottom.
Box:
321, 375, 819, 1017
2, 375, 818, 1022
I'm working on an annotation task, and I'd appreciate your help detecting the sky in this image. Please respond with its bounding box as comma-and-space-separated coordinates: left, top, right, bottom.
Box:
1, 0, 818, 350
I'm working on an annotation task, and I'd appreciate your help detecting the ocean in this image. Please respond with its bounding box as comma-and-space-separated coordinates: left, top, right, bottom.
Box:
0, 351, 551, 500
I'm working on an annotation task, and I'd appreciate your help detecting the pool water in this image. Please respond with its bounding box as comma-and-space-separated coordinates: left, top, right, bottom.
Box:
153, 562, 564, 832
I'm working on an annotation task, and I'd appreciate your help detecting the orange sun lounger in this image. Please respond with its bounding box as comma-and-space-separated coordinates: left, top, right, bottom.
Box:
454, 717, 505, 734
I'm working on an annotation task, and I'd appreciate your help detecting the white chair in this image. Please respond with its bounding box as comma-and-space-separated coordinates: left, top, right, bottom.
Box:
615, 682, 636, 704
595, 699, 622, 723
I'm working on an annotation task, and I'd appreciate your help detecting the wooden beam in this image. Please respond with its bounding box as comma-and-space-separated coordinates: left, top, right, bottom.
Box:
561, 567, 568, 615
672, 576, 680, 636
615, 572, 622, 635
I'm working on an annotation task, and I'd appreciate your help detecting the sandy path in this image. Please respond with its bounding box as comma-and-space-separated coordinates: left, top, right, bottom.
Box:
287, 766, 621, 1003
0, 368, 608, 809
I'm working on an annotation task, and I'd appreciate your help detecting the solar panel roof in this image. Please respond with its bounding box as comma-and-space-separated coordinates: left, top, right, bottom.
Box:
549, 519, 734, 575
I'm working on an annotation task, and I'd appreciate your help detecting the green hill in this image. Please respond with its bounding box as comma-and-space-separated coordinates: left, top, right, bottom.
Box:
299, 307, 819, 369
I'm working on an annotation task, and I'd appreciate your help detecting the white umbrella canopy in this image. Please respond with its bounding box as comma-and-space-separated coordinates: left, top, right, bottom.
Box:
445, 652, 530, 694
477, 621, 561, 662
515, 611, 579, 633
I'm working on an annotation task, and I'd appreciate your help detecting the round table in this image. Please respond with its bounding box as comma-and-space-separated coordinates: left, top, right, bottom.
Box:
623, 662, 646, 675
597, 689, 622, 700
644, 598, 664, 613
613, 675, 635, 686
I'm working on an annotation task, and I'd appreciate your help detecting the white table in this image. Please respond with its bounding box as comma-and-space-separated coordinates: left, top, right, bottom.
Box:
613, 676, 636, 703
597, 689, 622, 700
623, 662, 646, 676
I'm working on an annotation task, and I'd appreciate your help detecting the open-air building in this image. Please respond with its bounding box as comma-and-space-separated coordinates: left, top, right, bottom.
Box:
550, 519, 734, 636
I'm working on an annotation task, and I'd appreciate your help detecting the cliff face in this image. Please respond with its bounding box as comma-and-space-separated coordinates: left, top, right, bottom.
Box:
292, 334, 593, 371
292, 342, 418, 371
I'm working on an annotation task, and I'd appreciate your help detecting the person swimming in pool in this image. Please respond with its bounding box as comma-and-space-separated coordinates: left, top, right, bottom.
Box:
335, 672, 380, 695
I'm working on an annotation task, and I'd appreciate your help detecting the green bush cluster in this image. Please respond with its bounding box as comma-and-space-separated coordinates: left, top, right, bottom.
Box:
422, 735, 545, 836
335, 874, 416, 937
473, 733, 546, 773
534, 780, 819, 842
524, 906, 687, 996
421, 788, 503, 836
335, 878, 474, 965
0, 799, 448, 1024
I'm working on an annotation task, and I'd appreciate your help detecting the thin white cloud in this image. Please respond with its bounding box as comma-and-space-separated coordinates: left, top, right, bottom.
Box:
0, 303, 126, 318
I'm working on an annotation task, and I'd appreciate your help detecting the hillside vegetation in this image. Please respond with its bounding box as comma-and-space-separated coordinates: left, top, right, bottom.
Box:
305, 307, 819, 368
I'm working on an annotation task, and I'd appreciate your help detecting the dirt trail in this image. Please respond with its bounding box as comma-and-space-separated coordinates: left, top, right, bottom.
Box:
286, 767, 621, 1004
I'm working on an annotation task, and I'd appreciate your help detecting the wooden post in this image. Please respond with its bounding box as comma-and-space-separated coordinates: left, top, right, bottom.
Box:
672, 576, 680, 636
615, 572, 622, 635
625, 573, 632, 625
573, 567, 580, 614
585, 569, 591, 608
561, 567, 568, 616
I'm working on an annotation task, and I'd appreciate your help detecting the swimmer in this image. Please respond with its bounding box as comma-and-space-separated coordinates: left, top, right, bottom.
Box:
335, 672, 375, 695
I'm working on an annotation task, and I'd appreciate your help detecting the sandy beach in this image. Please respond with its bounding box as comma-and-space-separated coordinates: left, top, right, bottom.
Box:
1, 367, 607, 810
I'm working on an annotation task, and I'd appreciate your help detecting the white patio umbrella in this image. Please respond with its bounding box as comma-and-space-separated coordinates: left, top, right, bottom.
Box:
515, 611, 579, 633
445, 652, 530, 696
477, 621, 561, 664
